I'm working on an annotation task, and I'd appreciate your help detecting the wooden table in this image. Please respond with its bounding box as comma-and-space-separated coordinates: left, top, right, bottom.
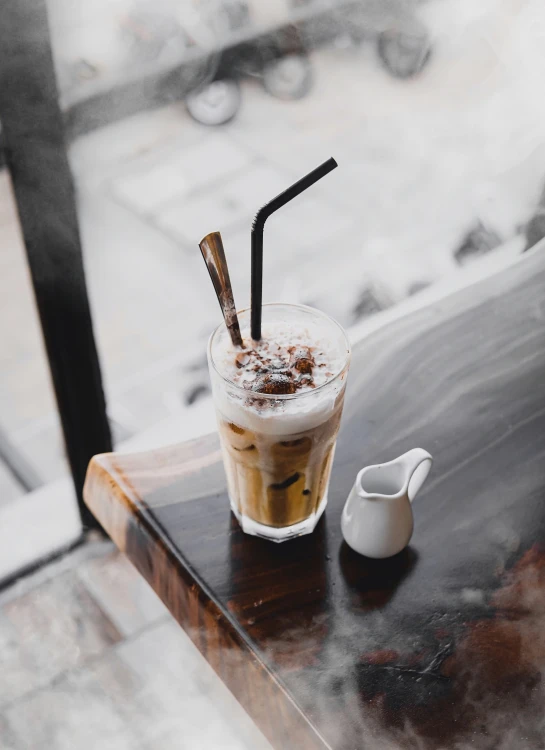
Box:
84, 248, 545, 750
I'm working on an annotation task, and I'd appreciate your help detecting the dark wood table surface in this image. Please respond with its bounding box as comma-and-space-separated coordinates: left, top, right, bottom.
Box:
84, 248, 545, 750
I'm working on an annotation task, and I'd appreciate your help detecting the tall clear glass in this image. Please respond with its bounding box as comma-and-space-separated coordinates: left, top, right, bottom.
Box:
207, 303, 351, 542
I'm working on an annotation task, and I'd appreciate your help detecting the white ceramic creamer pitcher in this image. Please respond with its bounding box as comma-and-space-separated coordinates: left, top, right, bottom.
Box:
341, 448, 433, 558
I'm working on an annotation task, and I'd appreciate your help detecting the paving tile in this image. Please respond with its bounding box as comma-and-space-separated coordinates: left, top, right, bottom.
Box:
77, 550, 168, 638
0, 174, 59, 437
0, 461, 24, 508
0, 552, 269, 750
142, 731, 192, 750
110, 344, 213, 432
0, 713, 24, 749
173, 135, 253, 194
117, 620, 271, 750
143, 720, 251, 750
2, 571, 122, 691
70, 102, 202, 188
112, 622, 233, 746
224, 162, 292, 213
4, 668, 139, 750
112, 134, 253, 217
112, 162, 192, 214
116, 398, 217, 454
0, 538, 113, 609
87, 650, 177, 746
224, 87, 320, 174
11, 421, 68, 485
78, 191, 216, 386
262, 193, 355, 256
155, 189, 249, 245
0, 479, 81, 601
0, 613, 45, 708
89, 647, 217, 749
115, 620, 197, 685
154, 161, 288, 244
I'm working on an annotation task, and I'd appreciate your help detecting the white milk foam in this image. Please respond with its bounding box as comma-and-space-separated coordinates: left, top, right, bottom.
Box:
211, 320, 348, 436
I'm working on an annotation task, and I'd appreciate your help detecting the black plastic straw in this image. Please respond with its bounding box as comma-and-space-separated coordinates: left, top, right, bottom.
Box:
250, 157, 338, 340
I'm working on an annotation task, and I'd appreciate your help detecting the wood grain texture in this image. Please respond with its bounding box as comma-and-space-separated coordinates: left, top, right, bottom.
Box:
85, 249, 545, 749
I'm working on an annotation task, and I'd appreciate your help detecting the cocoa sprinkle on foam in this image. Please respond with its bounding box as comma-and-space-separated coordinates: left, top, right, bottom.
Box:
212, 320, 348, 433
218, 322, 342, 395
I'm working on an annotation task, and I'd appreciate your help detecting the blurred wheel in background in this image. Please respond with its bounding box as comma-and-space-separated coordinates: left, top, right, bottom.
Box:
262, 53, 313, 100
377, 28, 431, 79
185, 78, 241, 125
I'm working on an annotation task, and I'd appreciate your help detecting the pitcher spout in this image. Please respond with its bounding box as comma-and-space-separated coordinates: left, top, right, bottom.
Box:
357, 448, 433, 501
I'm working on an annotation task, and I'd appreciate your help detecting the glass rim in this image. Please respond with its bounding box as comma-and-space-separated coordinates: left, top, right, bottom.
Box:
207, 302, 351, 401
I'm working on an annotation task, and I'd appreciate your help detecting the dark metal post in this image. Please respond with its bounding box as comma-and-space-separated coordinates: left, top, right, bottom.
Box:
0, 0, 112, 528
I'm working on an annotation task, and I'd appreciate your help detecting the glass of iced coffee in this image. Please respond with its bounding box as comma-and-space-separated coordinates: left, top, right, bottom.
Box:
207, 303, 351, 542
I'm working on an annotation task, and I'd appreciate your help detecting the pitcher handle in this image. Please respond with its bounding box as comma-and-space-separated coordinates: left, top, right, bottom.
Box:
402, 448, 433, 502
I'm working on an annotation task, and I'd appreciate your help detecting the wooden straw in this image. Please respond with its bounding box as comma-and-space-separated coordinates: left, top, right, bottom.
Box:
199, 231, 242, 346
